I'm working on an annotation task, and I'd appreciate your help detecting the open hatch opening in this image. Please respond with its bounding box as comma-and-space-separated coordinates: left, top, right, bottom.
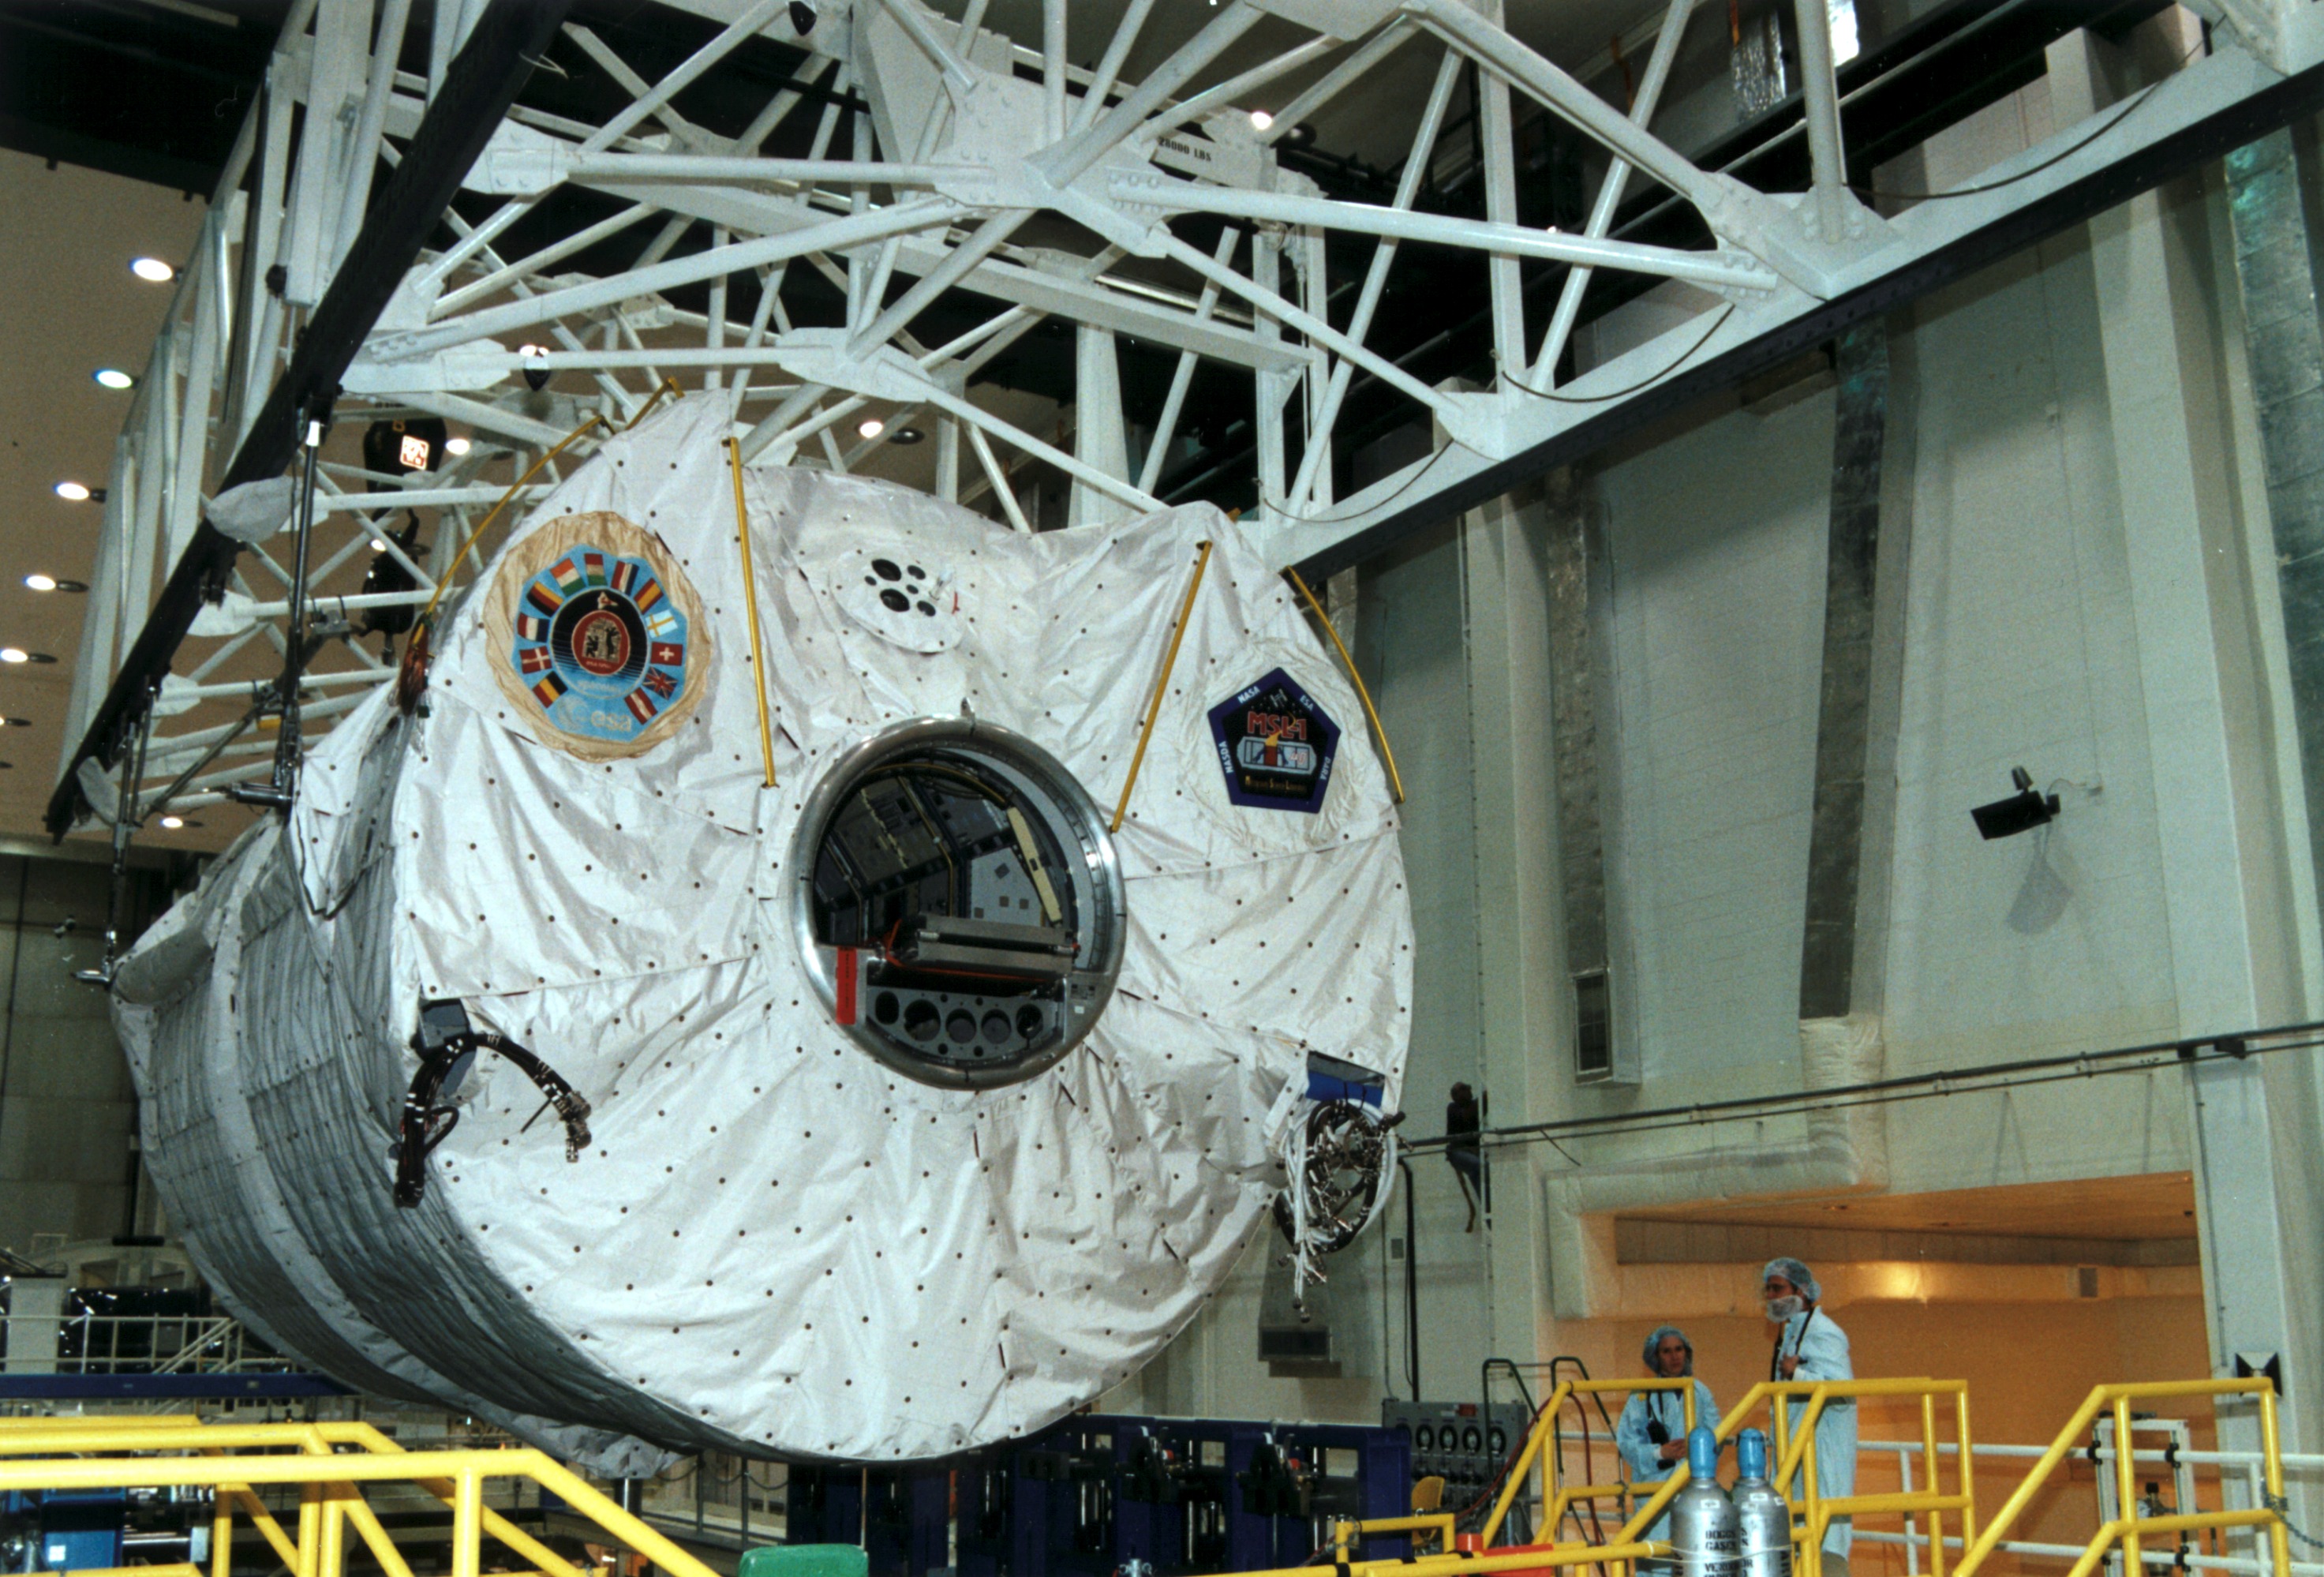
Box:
795, 719, 1126, 1088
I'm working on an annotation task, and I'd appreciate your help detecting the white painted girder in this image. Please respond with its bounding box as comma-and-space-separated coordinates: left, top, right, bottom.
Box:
59, 0, 2324, 815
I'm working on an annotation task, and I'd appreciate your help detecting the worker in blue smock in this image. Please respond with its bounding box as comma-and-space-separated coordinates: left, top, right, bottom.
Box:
1615, 1326, 1716, 1547
1766, 1257, 1856, 1577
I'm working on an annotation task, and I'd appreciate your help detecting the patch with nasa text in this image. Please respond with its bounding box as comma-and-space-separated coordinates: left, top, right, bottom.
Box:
487, 511, 710, 759
1208, 669, 1340, 814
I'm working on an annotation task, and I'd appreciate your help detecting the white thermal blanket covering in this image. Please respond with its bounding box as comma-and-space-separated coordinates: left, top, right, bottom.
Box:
113, 396, 1411, 1466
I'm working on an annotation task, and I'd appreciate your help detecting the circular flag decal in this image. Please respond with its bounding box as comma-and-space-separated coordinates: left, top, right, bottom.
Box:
486, 511, 711, 758
1208, 668, 1341, 814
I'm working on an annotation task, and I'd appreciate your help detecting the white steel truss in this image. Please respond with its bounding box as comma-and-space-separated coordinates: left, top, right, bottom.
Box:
51, 0, 2324, 831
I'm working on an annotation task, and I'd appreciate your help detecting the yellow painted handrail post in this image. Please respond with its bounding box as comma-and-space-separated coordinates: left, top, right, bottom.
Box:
454, 1466, 482, 1577
1922, 1392, 1946, 1577
1110, 540, 1212, 833
320, 1483, 346, 1577
209, 1485, 232, 1577
724, 436, 778, 789
1284, 566, 1405, 803
1957, 1387, 1979, 1550
2262, 1387, 2292, 1577
2114, 1396, 2141, 1577
297, 1480, 320, 1577
1801, 1398, 1823, 1577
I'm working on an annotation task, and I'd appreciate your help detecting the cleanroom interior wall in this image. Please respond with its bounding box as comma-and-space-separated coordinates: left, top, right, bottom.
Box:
0, 852, 146, 1253
1118, 103, 2322, 1439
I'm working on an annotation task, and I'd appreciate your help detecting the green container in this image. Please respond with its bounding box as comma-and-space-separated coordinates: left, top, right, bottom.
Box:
738, 1545, 870, 1577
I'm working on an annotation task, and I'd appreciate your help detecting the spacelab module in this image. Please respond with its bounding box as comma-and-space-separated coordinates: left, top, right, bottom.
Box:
108, 397, 1413, 1472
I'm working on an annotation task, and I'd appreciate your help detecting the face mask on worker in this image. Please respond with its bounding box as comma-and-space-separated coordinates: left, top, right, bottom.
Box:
1766, 1294, 1803, 1321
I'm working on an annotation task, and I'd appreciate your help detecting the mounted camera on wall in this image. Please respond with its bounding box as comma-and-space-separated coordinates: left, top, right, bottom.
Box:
1971, 766, 2060, 841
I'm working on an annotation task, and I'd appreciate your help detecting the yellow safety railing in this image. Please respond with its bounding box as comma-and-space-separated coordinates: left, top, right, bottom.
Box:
1229, 1539, 1662, 1577
1952, 1380, 2288, 1577
1610, 1379, 1975, 1577
1478, 1378, 1702, 1550
0, 1417, 721, 1577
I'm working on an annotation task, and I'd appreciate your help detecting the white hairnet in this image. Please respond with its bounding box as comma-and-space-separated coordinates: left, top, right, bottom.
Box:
1763, 1257, 1821, 1302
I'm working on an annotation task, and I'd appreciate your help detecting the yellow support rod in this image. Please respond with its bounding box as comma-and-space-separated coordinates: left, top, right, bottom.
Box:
336, 1482, 420, 1577
2263, 1388, 2293, 1577
419, 412, 612, 630
0, 1415, 202, 1432
1284, 566, 1404, 804
1110, 539, 1212, 833
1955, 1380, 2279, 1577
2064, 1512, 2280, 1577
320, 1483, 348, 1577
226, 1486, 303, 1571
1481, 1380, 1571, 1547
453, 1467, 482, 1577
211, 1486, 232, 1577
1223, 1541, 1664, 1577
297, 1479, 320, 1577
1352, 1514, 1455, 1554
0, 1449, 710, 1577
724, 436, 779, 788
624, 376, 685, 433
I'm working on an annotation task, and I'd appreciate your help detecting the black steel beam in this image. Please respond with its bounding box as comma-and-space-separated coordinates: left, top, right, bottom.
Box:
1291, 54, 2324, 585
46, 0, 574, 838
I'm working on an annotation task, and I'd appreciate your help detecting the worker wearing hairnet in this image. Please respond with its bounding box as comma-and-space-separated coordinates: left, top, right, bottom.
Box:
1615, 1326, 1716, 1547
1767, 1257, 1856, 1575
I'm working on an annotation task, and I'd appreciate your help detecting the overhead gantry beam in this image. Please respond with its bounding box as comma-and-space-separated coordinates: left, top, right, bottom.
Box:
45, 0, 574, 837
45, 0, 2324, 839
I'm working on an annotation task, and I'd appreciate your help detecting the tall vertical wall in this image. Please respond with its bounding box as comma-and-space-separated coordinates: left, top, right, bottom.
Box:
1117, 94, 2321, 1442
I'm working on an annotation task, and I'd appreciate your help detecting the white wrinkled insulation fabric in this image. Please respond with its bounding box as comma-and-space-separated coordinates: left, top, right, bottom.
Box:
111, 395, 1411, 1466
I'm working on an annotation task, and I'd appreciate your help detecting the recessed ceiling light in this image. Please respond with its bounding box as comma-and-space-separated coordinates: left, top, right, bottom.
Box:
444, 436, 471, 456
53, 481, 90, 502
93, 369, 136, 391
130, 257, 175, 283
889, 426, 926, 445
23, 575, 56, 594
1249, 110, 1274, 129
858, 418, 885, 440
159, 815, 186, 830
0, 650, 55, 665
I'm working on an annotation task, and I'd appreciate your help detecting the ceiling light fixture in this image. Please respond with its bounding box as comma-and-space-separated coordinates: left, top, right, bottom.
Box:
2, 719, 27, 729
53, 481, 91, 502
518, 345, 552, 392
160, 815, 188, 830
23, 575, 55, 593
0, 650, 26, 665
130, 257, 176, 283
858, 418, 886, 440
444, 436, 472, 456
889, 426, 925, 446
1249, 110, 1274, 130
93, 369, 136, 390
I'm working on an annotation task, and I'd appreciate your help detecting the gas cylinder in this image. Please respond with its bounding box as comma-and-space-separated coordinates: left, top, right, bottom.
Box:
1732, 1429, 1794, 1577
1669, 1427, 1741, 1577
